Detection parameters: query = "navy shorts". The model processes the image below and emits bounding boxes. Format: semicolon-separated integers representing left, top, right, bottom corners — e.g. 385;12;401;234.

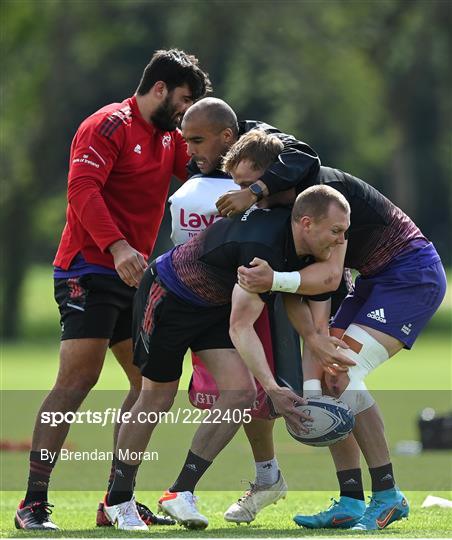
54;273;135;346
331;244;447;348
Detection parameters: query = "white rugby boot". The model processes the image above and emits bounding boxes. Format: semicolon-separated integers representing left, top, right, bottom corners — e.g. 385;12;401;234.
224;471;288;524
158;490;208;529
102;496;148;531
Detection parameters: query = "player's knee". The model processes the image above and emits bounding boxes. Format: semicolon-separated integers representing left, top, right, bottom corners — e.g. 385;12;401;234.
323;372;348;397
325;325;387;414
125;385;141;406
340;380;375;415
221;385;257;409
128;372;142;393
57;340;107;392
153;396;174;413
54;369;100;394
139;387;176;412
241;386;258;408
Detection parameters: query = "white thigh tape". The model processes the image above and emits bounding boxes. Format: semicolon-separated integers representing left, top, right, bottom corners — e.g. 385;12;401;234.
344;324;389;376
338;325;388;414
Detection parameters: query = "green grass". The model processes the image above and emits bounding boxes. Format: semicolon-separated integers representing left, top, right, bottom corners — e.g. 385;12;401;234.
1;266;451;537
2;334;450;391
1;491;452;537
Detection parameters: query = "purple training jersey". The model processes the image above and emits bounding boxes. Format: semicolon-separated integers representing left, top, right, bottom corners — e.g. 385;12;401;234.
318;167;427;276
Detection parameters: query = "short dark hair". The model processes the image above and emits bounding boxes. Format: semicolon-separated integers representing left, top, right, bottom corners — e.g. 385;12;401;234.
292;185;350;222
136;49;212;100
222;130;284;173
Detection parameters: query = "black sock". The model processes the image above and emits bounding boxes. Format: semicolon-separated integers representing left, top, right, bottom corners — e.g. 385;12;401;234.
24;450;57;505
369;463;395;492
107;458;140;506
169;450;212;493
337;468;365;500
107;456;117;492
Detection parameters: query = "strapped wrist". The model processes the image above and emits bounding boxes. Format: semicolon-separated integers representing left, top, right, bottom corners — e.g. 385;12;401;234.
271;271;301;293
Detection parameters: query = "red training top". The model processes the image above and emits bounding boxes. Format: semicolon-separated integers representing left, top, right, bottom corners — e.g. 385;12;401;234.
54;96;189;270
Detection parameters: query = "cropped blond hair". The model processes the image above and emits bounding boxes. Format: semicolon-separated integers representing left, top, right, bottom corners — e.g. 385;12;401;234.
222;130;283;173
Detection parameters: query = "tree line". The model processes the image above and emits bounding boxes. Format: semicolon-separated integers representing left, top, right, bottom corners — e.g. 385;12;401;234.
1;0;450;339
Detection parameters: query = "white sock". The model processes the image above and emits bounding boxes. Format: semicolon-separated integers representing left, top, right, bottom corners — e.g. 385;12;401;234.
255;458;279;486
303;378;322;398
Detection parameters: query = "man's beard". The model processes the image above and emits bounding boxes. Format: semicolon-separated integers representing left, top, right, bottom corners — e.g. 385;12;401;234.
151;95;179;131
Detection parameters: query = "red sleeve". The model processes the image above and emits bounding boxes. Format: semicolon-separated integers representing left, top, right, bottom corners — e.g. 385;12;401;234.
172;129;189;182
67;118;125;252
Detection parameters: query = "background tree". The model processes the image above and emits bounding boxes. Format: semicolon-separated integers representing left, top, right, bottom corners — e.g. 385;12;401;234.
1;0;450;339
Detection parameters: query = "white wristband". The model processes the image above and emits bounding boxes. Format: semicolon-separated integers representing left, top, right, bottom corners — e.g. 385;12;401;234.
303;379;322;398
271;271;301;293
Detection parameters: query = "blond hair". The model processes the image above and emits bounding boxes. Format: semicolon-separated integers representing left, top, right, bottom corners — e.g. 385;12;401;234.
292;185;350;222
222;130;284;173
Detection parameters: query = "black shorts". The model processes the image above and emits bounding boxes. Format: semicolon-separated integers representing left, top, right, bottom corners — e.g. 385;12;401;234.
133;265;233;383
54;273;136;346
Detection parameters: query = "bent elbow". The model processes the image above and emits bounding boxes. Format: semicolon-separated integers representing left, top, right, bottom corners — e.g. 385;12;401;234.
229;321;241;344
330;270;343;291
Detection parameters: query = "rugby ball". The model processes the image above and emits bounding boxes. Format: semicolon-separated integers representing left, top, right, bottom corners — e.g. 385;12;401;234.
286;395;354;447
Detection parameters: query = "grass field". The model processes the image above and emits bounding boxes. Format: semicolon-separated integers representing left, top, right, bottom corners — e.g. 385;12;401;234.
1;266;451;537
2;491;452;538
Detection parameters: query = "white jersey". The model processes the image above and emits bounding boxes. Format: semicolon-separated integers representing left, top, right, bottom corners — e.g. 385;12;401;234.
169;175;239;245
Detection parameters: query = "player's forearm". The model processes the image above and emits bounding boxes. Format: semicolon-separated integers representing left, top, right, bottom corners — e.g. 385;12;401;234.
69;185;125;252
260;135;320;196
298;264;342;295
302;341;324;382
229;325;277;392
284;296;317;343
272;264;342;296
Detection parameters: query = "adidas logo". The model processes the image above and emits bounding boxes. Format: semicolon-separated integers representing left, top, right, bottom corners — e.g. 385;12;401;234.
32;480;49;488
380;473;393;482
367;308;386;323
343;478;358;485
134;144;142;154
185;463;197;472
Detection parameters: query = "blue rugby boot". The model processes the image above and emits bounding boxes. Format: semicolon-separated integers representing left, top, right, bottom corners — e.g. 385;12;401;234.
352;488;409;530
293;496;366;529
